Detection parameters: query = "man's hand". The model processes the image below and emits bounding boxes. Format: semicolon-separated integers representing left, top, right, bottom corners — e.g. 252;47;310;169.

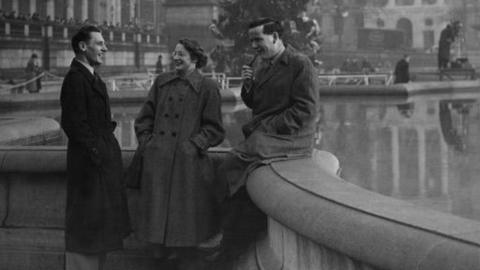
242;65;254;92
241;65;254;81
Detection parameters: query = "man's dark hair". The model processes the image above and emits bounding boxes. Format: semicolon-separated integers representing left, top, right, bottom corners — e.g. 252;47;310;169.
71;25;101;54
31;53;38;58
178;38;208;69
248;18;284;38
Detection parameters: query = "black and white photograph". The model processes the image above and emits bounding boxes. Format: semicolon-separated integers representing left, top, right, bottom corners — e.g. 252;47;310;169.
1;0;480;269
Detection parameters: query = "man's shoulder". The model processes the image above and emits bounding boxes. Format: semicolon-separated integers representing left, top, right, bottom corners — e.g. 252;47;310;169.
63;68;87;83
285;47;312;67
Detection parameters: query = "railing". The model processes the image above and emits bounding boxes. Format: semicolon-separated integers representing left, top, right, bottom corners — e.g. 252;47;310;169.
206;73;393;90
318;73;393;86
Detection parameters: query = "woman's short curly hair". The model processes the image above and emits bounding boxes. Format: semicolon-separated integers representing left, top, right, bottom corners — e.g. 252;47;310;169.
178;38;208;69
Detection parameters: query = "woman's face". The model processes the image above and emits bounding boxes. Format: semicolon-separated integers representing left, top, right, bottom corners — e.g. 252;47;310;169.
172;43;196;73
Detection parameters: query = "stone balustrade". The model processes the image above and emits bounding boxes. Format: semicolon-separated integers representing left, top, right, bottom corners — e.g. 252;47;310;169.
1;147;480;269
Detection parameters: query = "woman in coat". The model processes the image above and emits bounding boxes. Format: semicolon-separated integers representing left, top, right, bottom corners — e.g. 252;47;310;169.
134;39;225;261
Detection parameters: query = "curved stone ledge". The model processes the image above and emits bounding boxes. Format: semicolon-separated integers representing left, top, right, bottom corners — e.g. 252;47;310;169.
319;80;480;96
3;147;480;269
247;158;480;270
2;80;478;109
0;87;238;109
0;117;62;146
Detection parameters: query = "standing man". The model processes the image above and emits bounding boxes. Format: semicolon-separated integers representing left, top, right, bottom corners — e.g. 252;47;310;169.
393;54;410;84
60;25;131;270
438;23;454;70
200;18;319;251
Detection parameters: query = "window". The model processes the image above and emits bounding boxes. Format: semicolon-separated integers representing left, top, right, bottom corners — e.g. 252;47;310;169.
425;18;433;26
422;0;437;4
377;18;385;28
423;30;435;49
372;0;389;7
395;0;414;5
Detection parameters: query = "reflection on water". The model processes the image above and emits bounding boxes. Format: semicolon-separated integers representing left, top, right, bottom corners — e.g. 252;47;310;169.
2;95;480;223
316;95;480;223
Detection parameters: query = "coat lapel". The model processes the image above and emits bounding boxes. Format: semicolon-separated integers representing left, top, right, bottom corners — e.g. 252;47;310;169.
254;47;291;90
70;59;107;100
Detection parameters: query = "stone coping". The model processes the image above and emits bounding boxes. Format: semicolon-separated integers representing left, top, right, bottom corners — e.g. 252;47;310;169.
0;88;238;109
0;117;61;145
247;158;480;270
319;80;480;96
0;146;228;172
2;80;479;109
2;147;480;269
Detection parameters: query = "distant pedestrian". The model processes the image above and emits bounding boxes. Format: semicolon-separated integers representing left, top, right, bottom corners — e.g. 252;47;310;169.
25;53;41;93
438;23;454;69
155;54;163;74
394;54;410;84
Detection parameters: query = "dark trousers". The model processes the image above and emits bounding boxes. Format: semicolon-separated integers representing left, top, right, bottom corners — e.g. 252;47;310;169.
438;57;449;69
217;155;267;245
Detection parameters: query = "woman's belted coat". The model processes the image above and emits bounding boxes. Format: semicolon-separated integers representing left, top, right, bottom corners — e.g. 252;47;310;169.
134;70;225;246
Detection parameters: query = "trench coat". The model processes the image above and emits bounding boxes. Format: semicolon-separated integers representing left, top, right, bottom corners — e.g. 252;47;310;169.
60;59;131;253
134;70;225;246
227;46;319;195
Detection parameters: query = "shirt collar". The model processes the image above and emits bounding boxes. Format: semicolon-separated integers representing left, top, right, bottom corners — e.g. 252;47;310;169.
75;57;95;75
263;44;285;66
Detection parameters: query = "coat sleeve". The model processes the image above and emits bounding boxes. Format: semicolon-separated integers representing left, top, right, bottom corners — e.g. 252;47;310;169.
269;55;319;134
60;73;100;164
134;78;158;144
190;80;225;152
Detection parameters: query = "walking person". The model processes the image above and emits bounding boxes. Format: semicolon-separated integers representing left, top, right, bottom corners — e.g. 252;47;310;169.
200;17;319;255
132;38;225;268
25;53;41;93
60;25;131;270
438;23;454;70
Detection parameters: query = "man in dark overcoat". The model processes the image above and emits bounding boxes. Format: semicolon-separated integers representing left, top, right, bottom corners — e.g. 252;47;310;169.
60;25;131;270
394;54;410;84
438;23;454;70
199;18;319;252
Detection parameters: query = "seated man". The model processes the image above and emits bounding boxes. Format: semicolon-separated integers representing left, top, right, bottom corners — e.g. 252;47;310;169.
201;17;319;254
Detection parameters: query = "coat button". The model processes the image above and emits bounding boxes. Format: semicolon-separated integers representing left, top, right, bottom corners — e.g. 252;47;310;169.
168;97;173;101
179;98;183;102
164;113;169;118
159;131;165;135
175;114;179;119
171;132;176;137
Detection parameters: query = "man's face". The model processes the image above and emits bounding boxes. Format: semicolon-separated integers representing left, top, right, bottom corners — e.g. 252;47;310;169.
248;25;277;59
81;32;107;66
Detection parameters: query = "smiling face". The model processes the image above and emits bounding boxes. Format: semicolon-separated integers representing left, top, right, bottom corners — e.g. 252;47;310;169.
248;25;277;59
172;43;196;73
80;31;107;66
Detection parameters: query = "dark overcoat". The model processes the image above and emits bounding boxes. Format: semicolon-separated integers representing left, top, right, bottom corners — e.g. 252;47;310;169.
438;26;453;62
394;59;409;84
134;70;225;247
60;59;131;253
228;46;319;195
